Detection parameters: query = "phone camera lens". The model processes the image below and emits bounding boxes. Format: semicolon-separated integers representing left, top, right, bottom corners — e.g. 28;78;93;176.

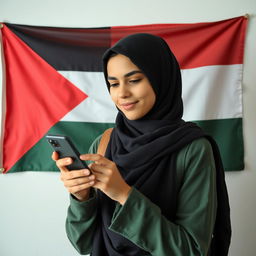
48;139;58;147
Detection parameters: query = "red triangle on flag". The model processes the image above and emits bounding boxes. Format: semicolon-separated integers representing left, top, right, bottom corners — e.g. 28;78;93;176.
1;25;88;173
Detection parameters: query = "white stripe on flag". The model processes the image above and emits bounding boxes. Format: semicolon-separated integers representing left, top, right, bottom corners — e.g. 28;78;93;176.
59;64;243;123
59;71;117;123
182;64;243;121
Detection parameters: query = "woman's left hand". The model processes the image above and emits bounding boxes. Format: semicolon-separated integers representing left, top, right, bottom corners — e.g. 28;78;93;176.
80;154;131;205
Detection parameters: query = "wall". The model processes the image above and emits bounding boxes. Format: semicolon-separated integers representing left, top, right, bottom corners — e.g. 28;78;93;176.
0;0;255;255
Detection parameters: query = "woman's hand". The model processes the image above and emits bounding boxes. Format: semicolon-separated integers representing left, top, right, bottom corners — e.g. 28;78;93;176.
81;154;131;205
52;152;95;202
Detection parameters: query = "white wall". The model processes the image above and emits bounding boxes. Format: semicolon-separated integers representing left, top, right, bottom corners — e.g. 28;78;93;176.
0;1;255;255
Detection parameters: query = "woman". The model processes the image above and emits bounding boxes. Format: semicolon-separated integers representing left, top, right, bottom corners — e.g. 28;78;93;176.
53;33;231;255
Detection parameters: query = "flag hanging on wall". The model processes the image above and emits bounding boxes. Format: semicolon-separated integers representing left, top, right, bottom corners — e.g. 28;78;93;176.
0;16;248;173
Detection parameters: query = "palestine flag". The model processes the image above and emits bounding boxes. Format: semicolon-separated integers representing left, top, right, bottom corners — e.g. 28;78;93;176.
0;16;248;173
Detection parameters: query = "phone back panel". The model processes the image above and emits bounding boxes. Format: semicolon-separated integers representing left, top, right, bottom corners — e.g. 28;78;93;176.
46;135;88;170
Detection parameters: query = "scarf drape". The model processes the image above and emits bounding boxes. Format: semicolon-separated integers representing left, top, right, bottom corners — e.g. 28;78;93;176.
91;33;231;256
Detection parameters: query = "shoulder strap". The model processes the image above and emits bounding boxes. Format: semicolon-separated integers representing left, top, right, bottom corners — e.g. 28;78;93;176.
97;128;113;156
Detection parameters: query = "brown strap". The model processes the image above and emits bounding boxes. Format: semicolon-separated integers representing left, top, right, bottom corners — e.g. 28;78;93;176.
97;128;113;156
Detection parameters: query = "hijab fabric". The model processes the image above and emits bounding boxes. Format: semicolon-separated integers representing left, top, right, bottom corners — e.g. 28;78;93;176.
91;33;231;256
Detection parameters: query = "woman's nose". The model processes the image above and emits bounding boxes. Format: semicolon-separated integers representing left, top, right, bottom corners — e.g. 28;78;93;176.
118;84;131;98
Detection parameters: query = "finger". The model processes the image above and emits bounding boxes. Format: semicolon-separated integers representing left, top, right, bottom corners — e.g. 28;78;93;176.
90;163;113;176
52;151;59;161
81;154;113;166
80;154;105;163
56;158;73;173
92;180;107;192
61;169;91;181
68;182;95;194
92;171;109;183
63;174;95;187
52;152;69;173
56;157;73;170
58;165;69;173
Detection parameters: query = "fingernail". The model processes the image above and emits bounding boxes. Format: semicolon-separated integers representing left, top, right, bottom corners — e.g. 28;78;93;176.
66;159;71;164
84;170;90;175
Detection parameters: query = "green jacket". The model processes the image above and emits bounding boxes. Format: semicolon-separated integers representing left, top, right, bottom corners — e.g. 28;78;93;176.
66;136;217;256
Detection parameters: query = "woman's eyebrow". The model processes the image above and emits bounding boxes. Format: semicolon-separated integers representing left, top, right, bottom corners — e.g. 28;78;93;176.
107;70;143;80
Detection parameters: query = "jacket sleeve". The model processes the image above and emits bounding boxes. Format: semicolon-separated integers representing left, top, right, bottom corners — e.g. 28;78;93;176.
66;193;97;254
65;135;102;255
108;138;217;256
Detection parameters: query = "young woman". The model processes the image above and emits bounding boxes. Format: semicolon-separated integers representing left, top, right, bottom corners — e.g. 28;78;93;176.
53;33;231;256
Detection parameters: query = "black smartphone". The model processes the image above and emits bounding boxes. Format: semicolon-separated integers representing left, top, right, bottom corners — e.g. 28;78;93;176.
46;134;89;171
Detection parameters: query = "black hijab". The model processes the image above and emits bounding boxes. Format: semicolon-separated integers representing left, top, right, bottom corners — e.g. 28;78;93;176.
91;33;231;256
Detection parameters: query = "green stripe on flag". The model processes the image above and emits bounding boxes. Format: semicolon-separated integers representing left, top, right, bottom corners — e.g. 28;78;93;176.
194;118;244;171
8;122;114;173
8;119;243;172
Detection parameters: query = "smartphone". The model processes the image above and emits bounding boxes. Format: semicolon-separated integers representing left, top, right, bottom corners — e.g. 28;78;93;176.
46;134;89;171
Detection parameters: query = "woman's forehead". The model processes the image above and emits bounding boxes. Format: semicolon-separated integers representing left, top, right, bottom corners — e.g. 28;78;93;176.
107;54;141;76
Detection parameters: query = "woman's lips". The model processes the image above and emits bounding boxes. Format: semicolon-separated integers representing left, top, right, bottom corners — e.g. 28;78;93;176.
120;101;138;111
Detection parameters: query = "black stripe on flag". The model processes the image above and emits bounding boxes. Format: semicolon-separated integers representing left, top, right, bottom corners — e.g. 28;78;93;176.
5;23;111;72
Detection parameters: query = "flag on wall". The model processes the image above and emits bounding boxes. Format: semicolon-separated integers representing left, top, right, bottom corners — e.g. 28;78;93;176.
0;16;248;173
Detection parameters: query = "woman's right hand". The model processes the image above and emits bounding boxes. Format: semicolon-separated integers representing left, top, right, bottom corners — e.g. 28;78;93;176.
52;151;95;202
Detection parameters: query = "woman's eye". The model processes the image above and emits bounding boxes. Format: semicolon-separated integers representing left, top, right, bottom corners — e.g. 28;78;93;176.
129;79;141;84
109;83;119;87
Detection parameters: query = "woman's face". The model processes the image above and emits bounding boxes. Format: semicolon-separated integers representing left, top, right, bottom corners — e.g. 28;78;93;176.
107;54;156;120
